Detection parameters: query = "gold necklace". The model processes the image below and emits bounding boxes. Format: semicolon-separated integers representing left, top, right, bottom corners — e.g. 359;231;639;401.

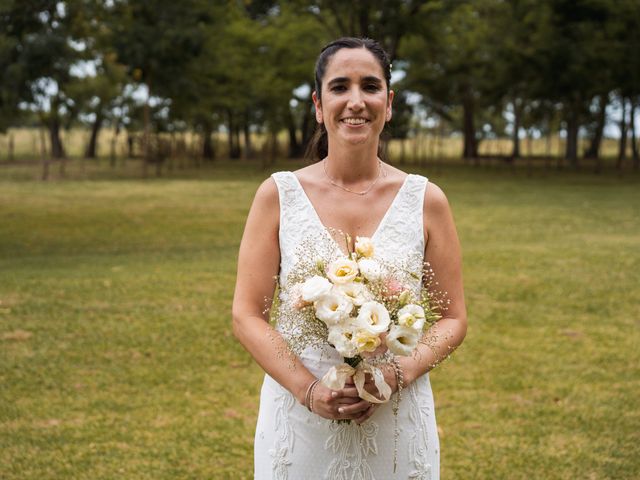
322;159;383;196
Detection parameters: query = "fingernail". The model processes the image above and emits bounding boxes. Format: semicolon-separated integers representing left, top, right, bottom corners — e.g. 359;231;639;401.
338;407;344;414
331;391;338;398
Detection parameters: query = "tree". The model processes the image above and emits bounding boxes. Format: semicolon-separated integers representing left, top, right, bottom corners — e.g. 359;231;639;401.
402;0;501;159
67;52;127;158
107;0;212;172
0;0;92;160
532;0;617;166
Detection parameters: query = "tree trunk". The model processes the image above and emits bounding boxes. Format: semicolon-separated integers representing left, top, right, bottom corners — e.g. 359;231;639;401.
243;110;253;159
143;78;152;177
85;110;103;158
110;125;119;168
269;129;278;165
565;112;579;168
462;92;477;159
227;109;241;159
8;132;14;162
40;128;49;181
227;110;234;158
49;116;66;159
202;123;215;161
301;98;315;154
617;97;628;169
585;96;607;159
286;107;301;158
189;133;200;167
143;105;150;175
234;124;242;159
511;100;521;160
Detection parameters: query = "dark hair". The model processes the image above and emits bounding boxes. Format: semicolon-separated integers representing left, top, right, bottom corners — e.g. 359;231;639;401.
305;37;392;161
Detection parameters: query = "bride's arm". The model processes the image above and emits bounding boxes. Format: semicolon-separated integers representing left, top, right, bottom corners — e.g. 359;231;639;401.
399;182;468;386
232;178;316;405
232;178;370;420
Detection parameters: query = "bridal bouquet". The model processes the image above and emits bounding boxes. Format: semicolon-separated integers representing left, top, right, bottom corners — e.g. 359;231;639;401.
280;235;442;404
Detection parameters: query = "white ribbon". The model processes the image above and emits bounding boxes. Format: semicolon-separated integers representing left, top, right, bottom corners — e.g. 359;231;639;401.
321;362;392;404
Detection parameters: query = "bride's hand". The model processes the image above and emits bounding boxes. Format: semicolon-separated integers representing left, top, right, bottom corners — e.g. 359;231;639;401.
352;368;398;424
359;366;399;398
310;381;372;422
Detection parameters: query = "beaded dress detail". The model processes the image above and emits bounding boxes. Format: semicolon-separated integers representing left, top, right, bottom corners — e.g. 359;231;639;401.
254;171;440;479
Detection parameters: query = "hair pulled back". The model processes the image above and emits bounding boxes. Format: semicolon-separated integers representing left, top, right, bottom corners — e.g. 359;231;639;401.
305;37;392;161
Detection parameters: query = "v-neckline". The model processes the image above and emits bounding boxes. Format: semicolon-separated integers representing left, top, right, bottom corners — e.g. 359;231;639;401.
291;172;411;256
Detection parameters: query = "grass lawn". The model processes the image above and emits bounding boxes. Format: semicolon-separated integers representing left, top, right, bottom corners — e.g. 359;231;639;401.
1;160;639;479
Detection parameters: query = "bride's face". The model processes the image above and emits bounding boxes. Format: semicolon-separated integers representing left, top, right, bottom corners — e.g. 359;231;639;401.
313;48;394;149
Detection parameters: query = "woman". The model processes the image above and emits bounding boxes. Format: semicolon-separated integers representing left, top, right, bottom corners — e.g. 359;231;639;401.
233;38;467;479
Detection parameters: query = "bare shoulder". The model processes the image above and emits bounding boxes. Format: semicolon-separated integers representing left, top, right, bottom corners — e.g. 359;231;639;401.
243;176;280;235
424;181;451;216
422;180;460;251
252;176;279;209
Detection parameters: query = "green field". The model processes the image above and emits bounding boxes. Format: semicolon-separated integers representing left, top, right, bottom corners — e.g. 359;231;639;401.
1;161;639;479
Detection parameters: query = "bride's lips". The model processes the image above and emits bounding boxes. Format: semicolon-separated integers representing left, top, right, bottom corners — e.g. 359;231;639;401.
340;117;370;127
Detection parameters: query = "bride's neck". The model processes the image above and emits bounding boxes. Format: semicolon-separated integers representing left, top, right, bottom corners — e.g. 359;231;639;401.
325;143;380;182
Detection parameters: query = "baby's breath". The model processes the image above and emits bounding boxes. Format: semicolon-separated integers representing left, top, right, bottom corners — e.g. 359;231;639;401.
268;232;449;366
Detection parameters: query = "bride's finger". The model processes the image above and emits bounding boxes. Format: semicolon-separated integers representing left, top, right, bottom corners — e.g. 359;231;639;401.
336;400;371;418
354;404;377;424
331;386;359;400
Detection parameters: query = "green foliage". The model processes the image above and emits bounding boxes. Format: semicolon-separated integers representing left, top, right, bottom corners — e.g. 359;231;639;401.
1;0;640;161
294;0;426;60
107;0;211;95
0;163;639;478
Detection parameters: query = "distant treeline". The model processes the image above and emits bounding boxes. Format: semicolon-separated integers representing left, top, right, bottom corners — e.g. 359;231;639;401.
1;0;639;171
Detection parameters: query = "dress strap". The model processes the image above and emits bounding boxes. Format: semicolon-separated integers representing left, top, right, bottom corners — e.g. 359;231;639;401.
271;171;323;284
406;174;429;237
375;174;428;259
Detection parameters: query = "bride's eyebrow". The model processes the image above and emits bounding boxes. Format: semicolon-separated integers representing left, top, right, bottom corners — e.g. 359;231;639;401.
361;76;382;85
327;76;382;88
327;77;349;88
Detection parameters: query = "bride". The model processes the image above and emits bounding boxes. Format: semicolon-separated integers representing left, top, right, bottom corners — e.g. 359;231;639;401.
232;37;467;479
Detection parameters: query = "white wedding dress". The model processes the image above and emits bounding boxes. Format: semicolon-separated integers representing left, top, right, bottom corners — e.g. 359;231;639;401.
254;171;439;480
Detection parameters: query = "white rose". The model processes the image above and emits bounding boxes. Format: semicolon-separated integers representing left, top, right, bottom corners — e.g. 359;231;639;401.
314;293;353;326
327;325;358;357
353;328;381;354
397;304;426;331
326;258;359;284
334;282;372;307
358;258;383;282
355;236;375;258
356;301;391;334
301;275;332;302
386;325;420;356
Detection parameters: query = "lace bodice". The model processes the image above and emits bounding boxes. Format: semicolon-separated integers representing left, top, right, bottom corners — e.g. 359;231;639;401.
272;171;428;289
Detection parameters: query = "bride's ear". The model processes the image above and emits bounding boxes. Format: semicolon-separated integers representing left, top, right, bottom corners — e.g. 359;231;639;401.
386;90;394;122
312;91;323;124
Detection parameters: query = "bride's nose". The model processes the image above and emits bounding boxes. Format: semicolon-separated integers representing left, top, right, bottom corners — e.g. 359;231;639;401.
347;87;365;111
